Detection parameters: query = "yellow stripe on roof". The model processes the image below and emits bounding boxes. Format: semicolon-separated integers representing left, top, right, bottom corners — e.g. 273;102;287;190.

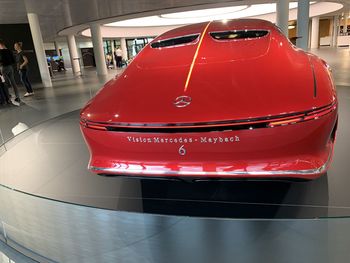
184;21;212;92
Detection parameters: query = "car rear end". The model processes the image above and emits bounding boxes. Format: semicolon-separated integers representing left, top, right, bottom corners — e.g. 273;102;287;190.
80;19;338;180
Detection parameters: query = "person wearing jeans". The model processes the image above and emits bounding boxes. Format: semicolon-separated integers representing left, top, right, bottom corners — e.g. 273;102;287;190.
14;42;33;97
0;39;20;102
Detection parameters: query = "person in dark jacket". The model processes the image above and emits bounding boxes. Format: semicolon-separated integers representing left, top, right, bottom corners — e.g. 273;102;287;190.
0;39;20;103
14;42;34;97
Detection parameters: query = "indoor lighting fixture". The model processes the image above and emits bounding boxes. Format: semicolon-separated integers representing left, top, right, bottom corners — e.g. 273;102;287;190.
160;6;249;19
107;3;297;27
104;2;340;28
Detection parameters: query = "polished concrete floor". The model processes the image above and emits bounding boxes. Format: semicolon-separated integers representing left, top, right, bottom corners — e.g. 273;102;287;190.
0;68;117;143
310;47;350;86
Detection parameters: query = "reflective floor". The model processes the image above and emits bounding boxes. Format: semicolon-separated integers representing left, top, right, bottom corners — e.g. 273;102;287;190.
0;47;350;219
0;68;116;143
0;105;346;219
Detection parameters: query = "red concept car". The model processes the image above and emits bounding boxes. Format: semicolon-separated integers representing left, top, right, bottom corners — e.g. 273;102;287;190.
80;19;338;180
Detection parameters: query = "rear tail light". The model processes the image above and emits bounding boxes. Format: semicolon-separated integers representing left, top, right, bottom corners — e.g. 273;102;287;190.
80;102;337;132
86;124;107;131
268;117;303;128
80;120;107;131
268;102;336;128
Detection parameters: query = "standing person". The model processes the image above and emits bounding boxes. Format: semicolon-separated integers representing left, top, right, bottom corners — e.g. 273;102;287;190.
0;39;20;103
0;72;10;105
105;53;112;69
14;42;34;97
115;47;123;68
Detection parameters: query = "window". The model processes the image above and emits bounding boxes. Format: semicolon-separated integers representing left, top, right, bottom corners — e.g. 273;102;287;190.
126;37;155;59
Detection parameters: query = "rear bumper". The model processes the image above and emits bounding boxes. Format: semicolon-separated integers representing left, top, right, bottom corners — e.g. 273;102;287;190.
81;110;337;180
89;152;332;179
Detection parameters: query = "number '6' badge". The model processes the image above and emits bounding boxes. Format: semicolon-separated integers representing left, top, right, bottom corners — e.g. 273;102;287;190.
178;145;186;156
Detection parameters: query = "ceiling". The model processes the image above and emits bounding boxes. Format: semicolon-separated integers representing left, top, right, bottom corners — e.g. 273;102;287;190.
0;0;349;42
104;2;342;27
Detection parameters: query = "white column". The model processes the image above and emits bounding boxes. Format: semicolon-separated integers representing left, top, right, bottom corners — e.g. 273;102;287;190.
310;16;320;48
67;35;81;75
27;13;52;87
90;23;107;76
276;0;290;36
332;16;338;47
54;41;60;56
296;0;310;50
120;38;128;60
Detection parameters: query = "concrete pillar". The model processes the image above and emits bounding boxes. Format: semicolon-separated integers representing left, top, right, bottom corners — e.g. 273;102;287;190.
310;16;320;48
67;35;81;75
296;0;310;50
54;41;60;56
120;38;128;60
90;23;107;75
276;0;290;36
332;16;339;47
26;13;52;87
62;0;73;27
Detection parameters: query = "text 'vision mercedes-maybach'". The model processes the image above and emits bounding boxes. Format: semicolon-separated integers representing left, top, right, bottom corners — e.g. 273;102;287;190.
80;19;338;180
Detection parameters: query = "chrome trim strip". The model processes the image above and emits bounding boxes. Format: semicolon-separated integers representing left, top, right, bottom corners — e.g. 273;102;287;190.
89;151;331;177
84;101;337;129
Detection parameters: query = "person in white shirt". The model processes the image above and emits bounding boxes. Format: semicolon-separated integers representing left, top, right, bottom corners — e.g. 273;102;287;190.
114;47;123;68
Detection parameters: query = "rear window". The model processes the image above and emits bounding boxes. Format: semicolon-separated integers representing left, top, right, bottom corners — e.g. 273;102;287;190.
151;34;199;48
210;30;269;40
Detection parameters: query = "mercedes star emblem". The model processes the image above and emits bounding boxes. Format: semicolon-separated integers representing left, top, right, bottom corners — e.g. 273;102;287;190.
174;96;192;108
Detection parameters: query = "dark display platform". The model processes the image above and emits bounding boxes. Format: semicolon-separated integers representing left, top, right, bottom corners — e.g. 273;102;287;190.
1;108;350;219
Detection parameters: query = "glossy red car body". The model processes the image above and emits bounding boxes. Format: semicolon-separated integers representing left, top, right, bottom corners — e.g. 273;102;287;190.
80;19;338;180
